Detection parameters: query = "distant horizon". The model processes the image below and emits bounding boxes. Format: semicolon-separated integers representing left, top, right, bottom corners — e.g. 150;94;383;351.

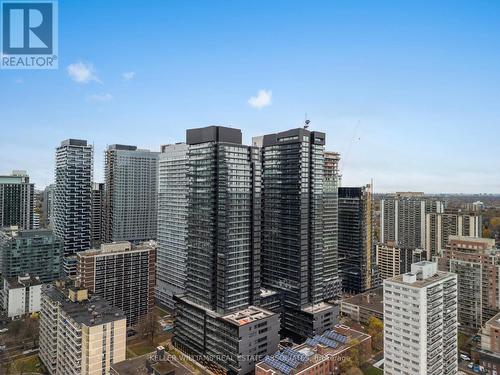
2;1;500;193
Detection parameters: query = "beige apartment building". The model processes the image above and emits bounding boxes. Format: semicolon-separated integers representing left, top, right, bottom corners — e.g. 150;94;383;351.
39;282;126;375
436;236;500;333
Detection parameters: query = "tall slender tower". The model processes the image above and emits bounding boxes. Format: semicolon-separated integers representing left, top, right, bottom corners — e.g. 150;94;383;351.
256;128;338;340
156;143;189;309
323;151;342;299
338;185;375;294
53;139;93;276
103;145;159;243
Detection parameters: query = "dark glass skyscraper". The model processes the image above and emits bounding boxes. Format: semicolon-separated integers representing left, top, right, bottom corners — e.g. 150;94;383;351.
174;126;279;375
256;128;338;340
338;185;376;294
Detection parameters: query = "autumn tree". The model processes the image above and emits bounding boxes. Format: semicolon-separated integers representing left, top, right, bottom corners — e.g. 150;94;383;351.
366;316;384;351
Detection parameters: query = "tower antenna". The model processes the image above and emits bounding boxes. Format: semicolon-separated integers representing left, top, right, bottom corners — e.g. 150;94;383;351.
304;113;310;129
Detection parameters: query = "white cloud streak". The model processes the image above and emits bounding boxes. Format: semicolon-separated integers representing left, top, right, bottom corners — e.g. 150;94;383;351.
67;62;101;84
248;89;272;109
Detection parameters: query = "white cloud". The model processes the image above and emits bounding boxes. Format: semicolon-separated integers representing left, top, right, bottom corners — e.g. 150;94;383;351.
122;71;136;81
87;93;113;102
248;89;272;109
67;62;101;84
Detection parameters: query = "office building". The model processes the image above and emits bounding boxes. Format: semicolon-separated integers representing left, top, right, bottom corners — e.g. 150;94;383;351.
91;182;104;246
1;275;41;318
53;139;93;276
174;126;279;374
42;184;55;228
338;185;376;294
0;227;62;283
425;212;482;257
376;241;415;280
255;325;372;375
77;241;156;326
323;151;342;299
380;193;444;252
0;170;34;229
436;236;500;333
39;283;126;375
103;145;159;243
384;261;458;375
340;287;384;324
256;128;338;339
156;143;188;309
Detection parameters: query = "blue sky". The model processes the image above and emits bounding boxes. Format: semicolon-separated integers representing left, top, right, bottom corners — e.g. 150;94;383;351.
1;0;499;193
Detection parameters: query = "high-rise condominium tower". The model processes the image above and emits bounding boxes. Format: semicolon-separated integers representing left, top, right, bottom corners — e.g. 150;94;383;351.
338;185;376;293
174;126;279;375
77;242;156;326
384;261;458;375
42;184;54;228
156;143;188;309
53;139;93;276
436;236;500;333
323;151;342;299
0;170;34;229
90;182;104;246
425;211;482;257
380;193;444;252
103;145;159;243
256;128;338;340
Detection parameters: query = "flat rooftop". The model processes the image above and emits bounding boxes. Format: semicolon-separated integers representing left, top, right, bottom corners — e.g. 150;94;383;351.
0;227;55;239
44;284;125;327
222;305;276;326
78;241;154;257
256;325;370;375
387;270;455;288
301;301;337;314
341;287;383;314
5;275;41;288
111;357;149;375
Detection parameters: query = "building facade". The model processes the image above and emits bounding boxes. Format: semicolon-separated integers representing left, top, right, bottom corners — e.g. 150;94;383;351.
0;170;34;229
380;193;444;252
425;212;482;257
478;311;500;375
77;242;156;326
173;126;279;375
436;236;500;333
39;283;126;375
53;139;93;276
256;128;338;339
384;261;458;375
340;287;384;324
376;241;415;280
103;145;159;243
323;151;342;300
156;143;188;309
42;184;55;228
0;227;62;283
338;185;376;294
1;275;41;318
91;182;104;246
